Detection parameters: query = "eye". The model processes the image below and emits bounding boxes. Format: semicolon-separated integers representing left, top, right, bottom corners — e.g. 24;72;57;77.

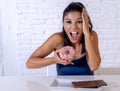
66;20;72;24
77;20;83;23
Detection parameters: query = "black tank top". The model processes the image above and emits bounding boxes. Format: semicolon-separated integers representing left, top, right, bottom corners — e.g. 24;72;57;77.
56;54;94;75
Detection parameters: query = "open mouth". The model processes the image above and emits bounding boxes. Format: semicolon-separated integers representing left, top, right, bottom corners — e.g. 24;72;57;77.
70;31;79;39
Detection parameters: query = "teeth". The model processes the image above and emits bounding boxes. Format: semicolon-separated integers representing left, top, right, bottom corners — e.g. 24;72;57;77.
70;31;78;38
71;32;77;34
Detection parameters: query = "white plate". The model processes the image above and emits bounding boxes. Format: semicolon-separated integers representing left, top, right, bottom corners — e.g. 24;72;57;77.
50;78;103;91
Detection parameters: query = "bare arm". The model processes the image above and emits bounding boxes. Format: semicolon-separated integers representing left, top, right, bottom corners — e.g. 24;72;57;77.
85;31;101;71
26;33;63;68
26;32;72;68
82;8;101;71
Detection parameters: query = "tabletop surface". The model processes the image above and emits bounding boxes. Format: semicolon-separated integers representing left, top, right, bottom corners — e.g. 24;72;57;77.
0;75;120;91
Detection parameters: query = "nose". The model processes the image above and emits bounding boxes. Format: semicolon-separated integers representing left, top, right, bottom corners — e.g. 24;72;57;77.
71;23;77;29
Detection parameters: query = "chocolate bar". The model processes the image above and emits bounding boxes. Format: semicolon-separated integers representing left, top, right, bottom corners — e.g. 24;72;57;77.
72;80;107;88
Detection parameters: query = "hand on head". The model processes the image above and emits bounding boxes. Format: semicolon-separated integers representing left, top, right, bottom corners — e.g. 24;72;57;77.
82;8;91;35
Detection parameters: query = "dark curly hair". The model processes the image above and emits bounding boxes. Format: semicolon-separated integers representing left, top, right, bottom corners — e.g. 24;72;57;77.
62;2;93;53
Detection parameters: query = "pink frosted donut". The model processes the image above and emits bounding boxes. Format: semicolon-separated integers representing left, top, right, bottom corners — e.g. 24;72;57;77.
59;46;75;60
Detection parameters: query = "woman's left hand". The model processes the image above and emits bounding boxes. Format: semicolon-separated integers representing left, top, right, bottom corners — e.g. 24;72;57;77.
82;8;91;36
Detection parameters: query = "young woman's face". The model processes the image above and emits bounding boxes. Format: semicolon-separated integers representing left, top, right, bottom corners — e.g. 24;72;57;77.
63;11;83;44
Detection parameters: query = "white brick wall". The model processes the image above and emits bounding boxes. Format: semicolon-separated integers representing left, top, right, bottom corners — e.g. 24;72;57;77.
0;8;3;75
1;0;120;76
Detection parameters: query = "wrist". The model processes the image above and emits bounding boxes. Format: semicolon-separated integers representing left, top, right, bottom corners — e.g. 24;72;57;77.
84;32;91;38
83;29;91;36
51;56;58;64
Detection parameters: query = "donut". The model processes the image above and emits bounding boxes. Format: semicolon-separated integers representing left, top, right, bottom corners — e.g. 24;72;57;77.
59;46;75;60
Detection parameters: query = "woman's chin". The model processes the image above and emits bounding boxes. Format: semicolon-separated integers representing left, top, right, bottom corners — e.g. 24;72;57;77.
69;36;81;44
70;40;79;44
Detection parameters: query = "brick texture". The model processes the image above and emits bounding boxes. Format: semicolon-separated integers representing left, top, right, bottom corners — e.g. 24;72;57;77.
1;0;120;76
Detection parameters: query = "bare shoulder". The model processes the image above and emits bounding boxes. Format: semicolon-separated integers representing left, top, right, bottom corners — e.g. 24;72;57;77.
91;30;98;37
51;32;63;40
91;30;98;40
91;30;99;44
50;32;63;43
46;32;64;49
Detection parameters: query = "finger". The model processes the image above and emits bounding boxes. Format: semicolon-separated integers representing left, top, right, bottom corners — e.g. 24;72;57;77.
82;8;88;18
67;60;74;65
58;60;68;65
58;58;72;65
82;8;89;24
82;8;90;34
69;62;74;65
55;49;61;57
55;49;60;53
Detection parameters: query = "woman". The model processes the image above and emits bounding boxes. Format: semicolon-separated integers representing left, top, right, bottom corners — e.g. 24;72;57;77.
26;2;101;75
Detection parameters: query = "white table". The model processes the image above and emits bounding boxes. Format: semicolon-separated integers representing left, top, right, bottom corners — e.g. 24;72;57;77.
0;75;120;91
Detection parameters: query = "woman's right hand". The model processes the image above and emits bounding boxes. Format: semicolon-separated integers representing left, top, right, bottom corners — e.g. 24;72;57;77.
54;50;74;65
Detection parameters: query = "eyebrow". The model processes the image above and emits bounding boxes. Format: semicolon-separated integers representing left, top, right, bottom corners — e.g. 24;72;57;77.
77;18;82;20
65;19;71;21
65;18;82;21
